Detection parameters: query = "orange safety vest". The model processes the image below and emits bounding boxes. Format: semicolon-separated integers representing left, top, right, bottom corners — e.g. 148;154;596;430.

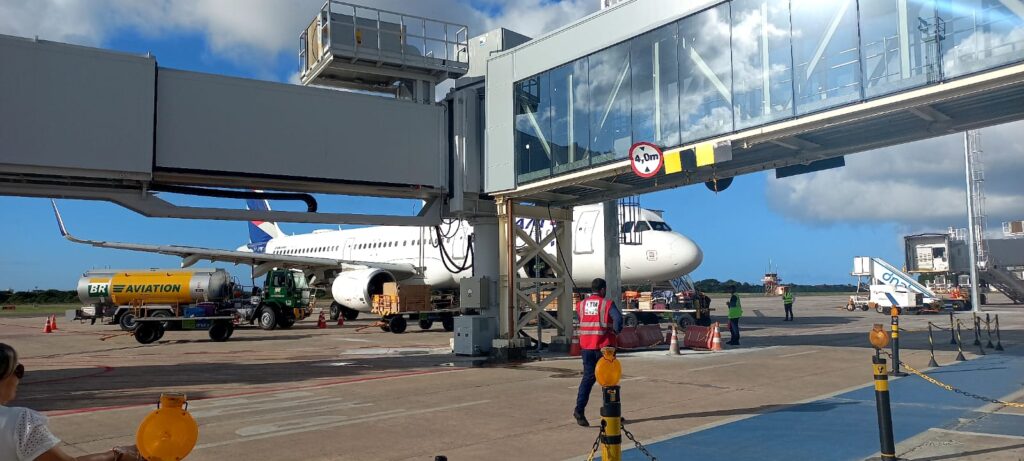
576;294;616;350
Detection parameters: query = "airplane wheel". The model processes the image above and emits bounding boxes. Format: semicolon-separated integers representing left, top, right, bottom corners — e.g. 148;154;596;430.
419;319;433;330
343;308;359;321
388;316;407;334
329;303;341;321
134;323;160;344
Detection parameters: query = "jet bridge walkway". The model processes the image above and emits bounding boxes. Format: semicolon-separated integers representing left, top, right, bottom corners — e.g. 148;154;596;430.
0;27;458;225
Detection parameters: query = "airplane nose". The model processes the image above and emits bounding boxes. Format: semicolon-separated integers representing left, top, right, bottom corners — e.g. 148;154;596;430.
670;235;703;274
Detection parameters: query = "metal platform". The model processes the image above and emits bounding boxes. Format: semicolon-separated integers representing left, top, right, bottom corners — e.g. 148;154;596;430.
299;1;469;99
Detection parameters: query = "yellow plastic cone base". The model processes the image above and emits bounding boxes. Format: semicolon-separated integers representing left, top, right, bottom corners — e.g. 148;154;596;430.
137;394;199;461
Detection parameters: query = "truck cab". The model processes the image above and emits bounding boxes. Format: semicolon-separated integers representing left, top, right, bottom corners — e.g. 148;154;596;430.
244;269;315;330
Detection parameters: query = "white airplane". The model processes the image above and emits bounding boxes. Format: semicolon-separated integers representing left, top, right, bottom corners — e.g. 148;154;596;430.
52;200;702;321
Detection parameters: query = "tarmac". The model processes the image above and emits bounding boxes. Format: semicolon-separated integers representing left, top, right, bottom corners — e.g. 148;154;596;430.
1;293;1022;460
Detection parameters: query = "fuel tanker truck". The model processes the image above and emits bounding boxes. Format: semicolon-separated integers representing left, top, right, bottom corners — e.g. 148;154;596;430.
74;268;315;332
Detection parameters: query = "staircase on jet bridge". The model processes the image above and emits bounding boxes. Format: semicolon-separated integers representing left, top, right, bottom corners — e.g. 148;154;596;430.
980;266;1024;304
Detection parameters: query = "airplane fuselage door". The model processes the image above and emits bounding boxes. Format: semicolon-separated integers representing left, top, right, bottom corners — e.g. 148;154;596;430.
574;210;599;254
342;238;354;259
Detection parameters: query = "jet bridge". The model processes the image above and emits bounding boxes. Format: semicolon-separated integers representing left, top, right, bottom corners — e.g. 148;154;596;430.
0;2;469;226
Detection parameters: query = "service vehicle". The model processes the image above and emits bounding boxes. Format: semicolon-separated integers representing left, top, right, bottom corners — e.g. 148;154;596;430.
72;268;315;332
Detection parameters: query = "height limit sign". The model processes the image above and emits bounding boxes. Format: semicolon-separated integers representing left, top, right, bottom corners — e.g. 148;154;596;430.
629;142;663;179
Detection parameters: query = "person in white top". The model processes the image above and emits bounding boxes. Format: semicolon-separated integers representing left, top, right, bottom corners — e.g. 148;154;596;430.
0;343;141;461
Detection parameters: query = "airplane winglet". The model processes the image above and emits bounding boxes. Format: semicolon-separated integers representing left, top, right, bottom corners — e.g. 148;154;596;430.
51;199;70;237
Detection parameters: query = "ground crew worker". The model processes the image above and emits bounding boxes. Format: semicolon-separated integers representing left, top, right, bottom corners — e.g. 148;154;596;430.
573;278;623;427
727;285;742;345
782;287;795;321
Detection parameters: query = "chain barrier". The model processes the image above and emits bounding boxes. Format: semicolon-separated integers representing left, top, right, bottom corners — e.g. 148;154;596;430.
882;351;1024;408
586;423;605;461
621;422;658;461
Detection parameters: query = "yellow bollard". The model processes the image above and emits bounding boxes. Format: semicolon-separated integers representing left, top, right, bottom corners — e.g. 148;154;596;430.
595;346;622;461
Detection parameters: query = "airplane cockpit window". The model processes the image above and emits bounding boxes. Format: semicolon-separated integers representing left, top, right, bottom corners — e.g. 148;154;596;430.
648;221;672;231
634;222;650;232
621;222;634;233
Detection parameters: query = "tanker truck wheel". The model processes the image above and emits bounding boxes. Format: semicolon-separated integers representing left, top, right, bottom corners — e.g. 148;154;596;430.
259;307;278;331
209;320;233;342
134;323;160;344
119;312;138;331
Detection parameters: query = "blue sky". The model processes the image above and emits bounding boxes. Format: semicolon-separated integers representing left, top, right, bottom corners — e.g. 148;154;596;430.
2;0;1021;290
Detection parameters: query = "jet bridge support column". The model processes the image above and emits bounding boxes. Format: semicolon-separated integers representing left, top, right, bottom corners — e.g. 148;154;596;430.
470;216;500;315
494;199;574;360
603;200;622;306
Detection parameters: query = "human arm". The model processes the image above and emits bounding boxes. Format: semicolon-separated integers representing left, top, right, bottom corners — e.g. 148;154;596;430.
609;302;623;334
35;445;141;461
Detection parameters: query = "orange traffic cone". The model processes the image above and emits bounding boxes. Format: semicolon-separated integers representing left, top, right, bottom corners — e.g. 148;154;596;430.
569;331;581;357
317;311;327;329
667;325;681;355
336;314;345;327
49;314;58;331
710;322;723;352
42;316;53;334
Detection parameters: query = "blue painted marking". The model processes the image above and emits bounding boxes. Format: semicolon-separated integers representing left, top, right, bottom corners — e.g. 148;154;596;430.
616;353;1024;461
885;292;899;307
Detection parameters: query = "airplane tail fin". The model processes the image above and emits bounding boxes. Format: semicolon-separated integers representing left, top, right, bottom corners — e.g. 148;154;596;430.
246;198;283;250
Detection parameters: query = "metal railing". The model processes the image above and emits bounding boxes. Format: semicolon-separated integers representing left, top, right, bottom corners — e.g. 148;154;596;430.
299;0;469;77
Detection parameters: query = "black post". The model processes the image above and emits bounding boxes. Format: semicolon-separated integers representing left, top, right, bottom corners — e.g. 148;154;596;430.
927;323;939;368
890;308;906;377
949;312;957;345
954;321;967;361
873;354;898;461
974;317;986;356
985;313;994;349
995;315;1004;351
973;314;981;346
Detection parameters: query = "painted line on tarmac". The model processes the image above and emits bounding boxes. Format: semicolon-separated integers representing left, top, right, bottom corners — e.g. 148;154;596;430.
779;350;818;358
930;427;1024;441
45;368;465;418
688;362;746;372
194;400;490;450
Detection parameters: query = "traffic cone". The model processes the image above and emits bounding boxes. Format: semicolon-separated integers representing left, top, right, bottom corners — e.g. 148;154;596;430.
49;314;58;331
317;311;327;329
336;314;345;327
710;322;723;352
569;331;581;357
667;325;681;355
42;316;53;334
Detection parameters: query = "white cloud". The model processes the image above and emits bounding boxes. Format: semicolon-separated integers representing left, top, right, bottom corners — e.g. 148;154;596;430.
766;120;1024;230
0;1;596;79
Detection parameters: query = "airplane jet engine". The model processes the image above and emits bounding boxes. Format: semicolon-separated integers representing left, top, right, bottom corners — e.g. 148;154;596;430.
331;268;396;312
